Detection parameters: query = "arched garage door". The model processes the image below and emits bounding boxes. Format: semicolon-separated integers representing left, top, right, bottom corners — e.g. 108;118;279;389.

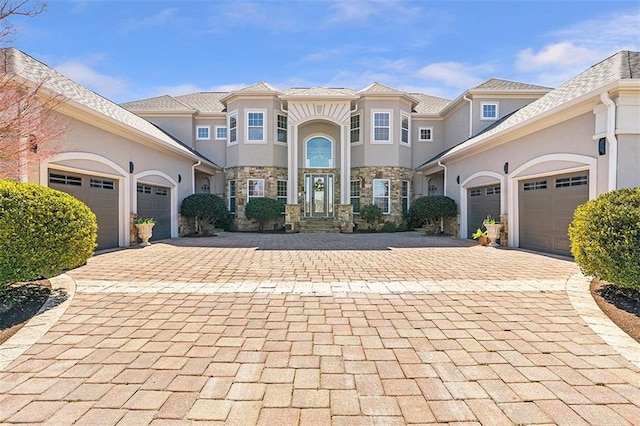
136;184;171;241
518;172;589;256
48;170;119;250
466;184;500;239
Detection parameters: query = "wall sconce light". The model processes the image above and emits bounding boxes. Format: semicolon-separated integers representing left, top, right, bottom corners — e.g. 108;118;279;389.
129;161;134;174
598;137;606;156
178;174;182;183
456;175;460;184
503;162;509;174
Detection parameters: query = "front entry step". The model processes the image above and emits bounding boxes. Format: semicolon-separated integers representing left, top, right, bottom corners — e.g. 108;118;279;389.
301;218;340;233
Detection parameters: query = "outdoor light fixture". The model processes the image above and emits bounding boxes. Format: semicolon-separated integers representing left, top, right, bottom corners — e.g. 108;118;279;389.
598;138;606;155
504;162;509;174
129;161;134;173
456;175;460;184
178;174;182;183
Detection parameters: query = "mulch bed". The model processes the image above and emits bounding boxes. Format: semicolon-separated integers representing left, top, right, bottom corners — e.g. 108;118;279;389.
590;278;640;342
0;280;51;345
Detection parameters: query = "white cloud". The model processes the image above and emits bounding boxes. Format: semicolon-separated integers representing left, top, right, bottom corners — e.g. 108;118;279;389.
55;58;129;100
325;0;422;26
123;8;179;32
516;42;601;72
415;61;493;89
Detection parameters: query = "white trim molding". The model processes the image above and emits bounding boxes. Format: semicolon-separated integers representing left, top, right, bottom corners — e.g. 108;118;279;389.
133;170;179;238
195;125;211;140
246;109;267;144
40;151;130;247
371;109;393;144
507;153;597;248
480;102;499;120
460;171;506;239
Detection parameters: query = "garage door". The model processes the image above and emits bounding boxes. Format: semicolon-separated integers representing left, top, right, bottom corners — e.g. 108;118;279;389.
48;170;119;250
519;172;589;256
467;184;500;238
137;184;171;241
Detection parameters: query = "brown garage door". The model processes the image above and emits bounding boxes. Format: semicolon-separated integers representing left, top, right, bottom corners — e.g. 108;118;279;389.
48;170;119;250
467;184;500;239
137;184;171;241
518;172;589;256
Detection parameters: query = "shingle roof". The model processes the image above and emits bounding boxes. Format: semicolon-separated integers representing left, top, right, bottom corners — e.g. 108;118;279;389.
174;93;226;114
2;48;219;168
471;78;552;91
234;81;281;93
410;93;452;114
358;82;407;95
121;95;194;112
282;87;357;97
446;50;639;158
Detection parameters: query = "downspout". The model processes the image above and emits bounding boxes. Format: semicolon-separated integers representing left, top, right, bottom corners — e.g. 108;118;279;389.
437;160;447;233
600;92;618;191
463;95;473;138
191;160;201;194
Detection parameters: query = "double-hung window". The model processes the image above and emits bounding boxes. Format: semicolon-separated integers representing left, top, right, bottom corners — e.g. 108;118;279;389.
401;114;410;144
277;180;287;213
215;126;227;140
276;114;287;144
373;179;390;214
481;102;498;120
372;111;391;143
247;111;265;142
418;127;433;142
196;125;210;140
228;112;238;144
350;114;360;144
247;179;265;201
401;180;410;214
228;180;236;214
350;180;360;214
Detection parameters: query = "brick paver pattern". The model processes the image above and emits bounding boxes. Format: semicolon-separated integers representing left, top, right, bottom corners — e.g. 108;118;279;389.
1;233;639;425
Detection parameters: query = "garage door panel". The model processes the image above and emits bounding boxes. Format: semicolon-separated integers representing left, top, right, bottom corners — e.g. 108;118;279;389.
466;184;500;238
519;172;588;256
137;184;171;241
48;171;119;250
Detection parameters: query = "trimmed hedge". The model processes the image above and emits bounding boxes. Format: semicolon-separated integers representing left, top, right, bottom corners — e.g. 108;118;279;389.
244;197;281;231
569;187;640;291
407;195;458;227
0;180;97;285
180;193;232;231
360;204;383;229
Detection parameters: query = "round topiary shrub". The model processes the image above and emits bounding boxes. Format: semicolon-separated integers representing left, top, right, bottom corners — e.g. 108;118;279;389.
569;187;640;291
408;195;458;228
360;204;383;230
180;193;230;233
0;179;97;285
244;197;282;231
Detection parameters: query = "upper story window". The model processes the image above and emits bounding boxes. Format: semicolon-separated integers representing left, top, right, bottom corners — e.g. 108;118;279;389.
418;127;433;142
372;111;391;143
350;114;361;144
247;111;265;142
481;102;499;120
306;136;333;168
196;125;210;140
276;114;288;144
215;126;227;140
228;111;238;144
401;114;410;144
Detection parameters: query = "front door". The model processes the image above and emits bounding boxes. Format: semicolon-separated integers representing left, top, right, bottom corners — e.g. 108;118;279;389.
305;174;334;217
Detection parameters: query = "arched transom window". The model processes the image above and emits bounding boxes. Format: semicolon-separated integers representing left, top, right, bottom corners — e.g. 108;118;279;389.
305;137;333;168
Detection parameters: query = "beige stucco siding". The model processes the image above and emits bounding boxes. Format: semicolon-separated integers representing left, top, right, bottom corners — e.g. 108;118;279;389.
471;97;537;137
194;117;227;167
142;115;194;148
443;103;471;149
618;134;640;187
411;119;444;169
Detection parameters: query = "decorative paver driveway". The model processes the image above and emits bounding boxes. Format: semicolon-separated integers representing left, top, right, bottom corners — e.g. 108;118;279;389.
1;232;639;425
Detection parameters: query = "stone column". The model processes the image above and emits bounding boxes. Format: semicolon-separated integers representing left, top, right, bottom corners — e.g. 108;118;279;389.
285;204;301;232
338;204;354;233
499;214;509;246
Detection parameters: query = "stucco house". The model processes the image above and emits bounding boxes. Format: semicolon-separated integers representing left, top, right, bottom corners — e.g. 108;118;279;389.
4;48;639;256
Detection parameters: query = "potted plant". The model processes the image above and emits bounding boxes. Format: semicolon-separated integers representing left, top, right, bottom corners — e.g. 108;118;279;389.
134;217;155;246
482;215;502;248
471;228;490;246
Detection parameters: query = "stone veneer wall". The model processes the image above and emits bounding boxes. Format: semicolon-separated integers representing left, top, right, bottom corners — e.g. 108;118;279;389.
226;167;288;231
350;166;414;229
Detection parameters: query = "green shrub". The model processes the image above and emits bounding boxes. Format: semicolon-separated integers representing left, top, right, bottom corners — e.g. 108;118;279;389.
360;204;383;229
408;195;458;227
569;188;640;291
0;180;97;285
244;197;282;231
180;194;229;232
381;220;398;233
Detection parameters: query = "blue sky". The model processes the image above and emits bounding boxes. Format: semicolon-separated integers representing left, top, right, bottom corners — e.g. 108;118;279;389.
12;0;640;103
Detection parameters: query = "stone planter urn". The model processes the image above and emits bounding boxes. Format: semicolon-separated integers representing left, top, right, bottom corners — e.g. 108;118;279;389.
135;222;155;246
484;223;502;248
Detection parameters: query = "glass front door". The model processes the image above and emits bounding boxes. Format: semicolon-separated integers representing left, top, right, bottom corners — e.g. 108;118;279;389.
304;174;334;217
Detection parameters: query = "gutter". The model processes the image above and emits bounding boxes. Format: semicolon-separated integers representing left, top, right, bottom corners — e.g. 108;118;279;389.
463;95;472;138
600;92;618;191
437;160;447;195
